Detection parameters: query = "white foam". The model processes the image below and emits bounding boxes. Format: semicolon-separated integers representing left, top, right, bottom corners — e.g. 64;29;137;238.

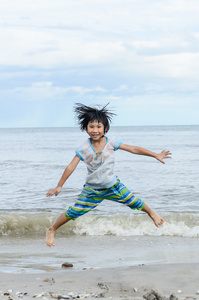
0;212;199;237
72;213;199;237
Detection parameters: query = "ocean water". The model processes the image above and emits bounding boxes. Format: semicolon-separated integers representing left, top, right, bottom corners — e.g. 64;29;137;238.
0;125;199;272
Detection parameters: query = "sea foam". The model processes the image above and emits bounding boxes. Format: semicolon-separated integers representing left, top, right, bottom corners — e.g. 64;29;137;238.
0;212;198;238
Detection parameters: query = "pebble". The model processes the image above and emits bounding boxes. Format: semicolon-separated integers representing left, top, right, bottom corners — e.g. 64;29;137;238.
33;292;48;298
83;294;90;298
59;295;71;299
43;277;55;283
170;293;178;300
49;293;57;299
62;262;73;268
144;289;167;300
97;282;109;291
43;278;51;282
15;291;24;297
49;293;71;299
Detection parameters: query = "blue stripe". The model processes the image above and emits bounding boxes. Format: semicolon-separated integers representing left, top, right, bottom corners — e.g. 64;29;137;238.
114;141;122;151
75;150;83;161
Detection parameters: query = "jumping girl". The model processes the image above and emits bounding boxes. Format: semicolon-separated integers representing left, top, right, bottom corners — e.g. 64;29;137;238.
46;103;171;247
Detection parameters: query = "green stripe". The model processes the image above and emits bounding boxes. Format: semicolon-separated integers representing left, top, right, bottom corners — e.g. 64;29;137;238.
83;186;108;194
70;206;91;212
76;200;99;207
79;195;103;201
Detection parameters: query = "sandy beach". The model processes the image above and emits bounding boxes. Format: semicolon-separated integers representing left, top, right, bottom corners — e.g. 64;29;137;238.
1;236;199;299
1;263;199;299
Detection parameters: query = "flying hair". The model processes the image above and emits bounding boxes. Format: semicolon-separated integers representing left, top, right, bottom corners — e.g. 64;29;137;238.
74;103;116;133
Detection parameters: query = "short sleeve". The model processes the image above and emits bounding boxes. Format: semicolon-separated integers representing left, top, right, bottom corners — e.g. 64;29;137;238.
75;145;84;161
113;137;122;151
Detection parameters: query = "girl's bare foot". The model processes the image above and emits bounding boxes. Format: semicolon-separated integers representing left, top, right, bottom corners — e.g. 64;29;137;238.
46;227;56;247
141;204;164;227
149;211;164;227
45;212;69;247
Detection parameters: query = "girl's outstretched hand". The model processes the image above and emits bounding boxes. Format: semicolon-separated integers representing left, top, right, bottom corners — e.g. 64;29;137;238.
46;186;62;197
156;150;172;164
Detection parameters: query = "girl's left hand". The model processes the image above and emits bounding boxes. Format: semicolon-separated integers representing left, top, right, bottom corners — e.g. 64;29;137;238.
156;150;172;164
46;186;62;197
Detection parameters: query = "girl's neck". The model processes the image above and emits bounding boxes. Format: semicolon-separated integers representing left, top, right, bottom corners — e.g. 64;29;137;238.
90;135;107;151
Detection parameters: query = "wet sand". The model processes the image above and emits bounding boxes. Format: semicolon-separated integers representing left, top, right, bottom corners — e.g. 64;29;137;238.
1;235;199;273
1;263;199;299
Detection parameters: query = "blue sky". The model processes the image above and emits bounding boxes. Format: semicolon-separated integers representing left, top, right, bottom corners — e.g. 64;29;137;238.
1;0;199;128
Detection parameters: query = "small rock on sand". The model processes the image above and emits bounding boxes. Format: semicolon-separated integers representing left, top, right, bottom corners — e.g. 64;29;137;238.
170;293;178;300
62;262;73;268
144;289;167;300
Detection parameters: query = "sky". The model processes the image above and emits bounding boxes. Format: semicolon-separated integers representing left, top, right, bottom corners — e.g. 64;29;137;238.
0;0;199;128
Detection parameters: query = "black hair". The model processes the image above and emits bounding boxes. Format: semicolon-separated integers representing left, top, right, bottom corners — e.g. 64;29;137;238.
74;103;116;133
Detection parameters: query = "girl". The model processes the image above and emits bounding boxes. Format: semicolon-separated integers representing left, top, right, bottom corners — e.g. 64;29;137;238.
46;103;171;247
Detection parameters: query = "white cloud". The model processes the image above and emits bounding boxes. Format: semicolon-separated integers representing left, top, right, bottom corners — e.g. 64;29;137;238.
0;0;199;127
0;82;107;102
0;27;125;68
144;52;199;78
32;82;53;88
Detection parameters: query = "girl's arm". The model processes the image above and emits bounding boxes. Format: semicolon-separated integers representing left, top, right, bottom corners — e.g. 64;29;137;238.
118;144;172;164
46;155;81;197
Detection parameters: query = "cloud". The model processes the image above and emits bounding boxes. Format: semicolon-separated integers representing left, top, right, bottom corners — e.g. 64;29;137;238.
0;27;125;68
0;0;199;127
0;82;107;103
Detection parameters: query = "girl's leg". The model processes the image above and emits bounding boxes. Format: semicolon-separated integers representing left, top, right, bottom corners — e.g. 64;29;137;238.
106;180;164;228
46;186;104;247
141;203;164;227
46;212;70;247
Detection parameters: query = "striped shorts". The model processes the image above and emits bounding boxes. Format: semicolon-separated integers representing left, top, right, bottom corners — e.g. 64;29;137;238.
65;178;145;220
66;178;145;220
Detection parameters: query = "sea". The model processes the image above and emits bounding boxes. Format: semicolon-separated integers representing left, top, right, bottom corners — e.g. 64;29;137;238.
0;125;199;273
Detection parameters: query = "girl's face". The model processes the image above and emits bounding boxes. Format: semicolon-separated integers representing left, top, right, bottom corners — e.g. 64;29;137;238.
87;120;105;141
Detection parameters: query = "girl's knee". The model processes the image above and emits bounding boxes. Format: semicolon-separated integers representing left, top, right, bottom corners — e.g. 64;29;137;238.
128;198;145;210
65;206;91;220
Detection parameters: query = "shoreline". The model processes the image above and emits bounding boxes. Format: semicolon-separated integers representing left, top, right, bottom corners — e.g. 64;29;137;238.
1;235;199;274
1;263;199;299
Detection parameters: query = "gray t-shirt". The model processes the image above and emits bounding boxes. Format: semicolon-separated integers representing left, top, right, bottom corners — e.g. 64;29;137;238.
75;136;122;189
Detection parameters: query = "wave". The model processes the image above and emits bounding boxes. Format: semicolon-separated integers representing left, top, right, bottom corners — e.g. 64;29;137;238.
0;212;199;238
